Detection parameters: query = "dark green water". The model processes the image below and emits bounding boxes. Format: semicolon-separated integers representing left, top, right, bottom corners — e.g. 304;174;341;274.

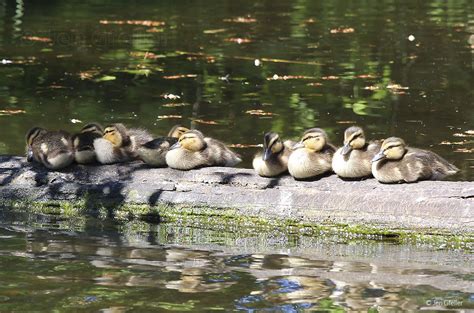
0;210;473;312
0;0;472;179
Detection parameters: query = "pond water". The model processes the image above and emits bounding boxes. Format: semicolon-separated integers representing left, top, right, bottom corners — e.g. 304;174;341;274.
0;0;472;180
0;210;472;312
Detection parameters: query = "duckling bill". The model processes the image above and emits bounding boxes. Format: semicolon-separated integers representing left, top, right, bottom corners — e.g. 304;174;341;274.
252;132;295;177
371;137;459;183
165;129;241;170
26;127;74;170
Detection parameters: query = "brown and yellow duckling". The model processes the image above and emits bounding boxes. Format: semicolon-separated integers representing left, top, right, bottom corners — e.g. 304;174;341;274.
93;123;153;164
288;128;336;180
72;123;103;164
26;127;74;170
332;126;381;178
252;132;295;177
165;129;242;170
371;137;459;183
137;125;190;167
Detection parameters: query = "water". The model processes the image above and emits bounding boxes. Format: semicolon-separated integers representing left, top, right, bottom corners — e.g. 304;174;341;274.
0;210;472;312
0;0;472;180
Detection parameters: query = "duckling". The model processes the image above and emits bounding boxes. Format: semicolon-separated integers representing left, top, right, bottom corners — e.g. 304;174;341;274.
72;123;103;164
252;132;295;177
25;127;74;170
165;129;242;170
332;126;381;178
371;137;459;183
137;125;190;167
93;123;153;164
287;128;336;180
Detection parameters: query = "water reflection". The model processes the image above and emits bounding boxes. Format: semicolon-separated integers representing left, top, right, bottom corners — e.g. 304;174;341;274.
0;212;472;311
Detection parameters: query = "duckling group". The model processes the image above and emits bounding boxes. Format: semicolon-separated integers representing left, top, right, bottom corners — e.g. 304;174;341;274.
25;123;459;184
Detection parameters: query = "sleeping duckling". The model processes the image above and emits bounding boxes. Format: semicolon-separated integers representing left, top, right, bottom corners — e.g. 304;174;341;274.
332;126;381;178
252;132;295;177
94;123;153;164
288;128;336;180
137;125;190;167
26;127;74;170
371;137;459;183
72;123;103;164
165;129;242;170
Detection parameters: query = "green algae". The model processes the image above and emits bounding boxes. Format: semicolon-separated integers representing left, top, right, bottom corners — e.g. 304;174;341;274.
1;199;472;250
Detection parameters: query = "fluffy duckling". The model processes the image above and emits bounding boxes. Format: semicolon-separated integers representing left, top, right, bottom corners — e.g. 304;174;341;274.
165;129;241;170
94;123;153;164
371;137;459;183
26;127;74;170
288;128;336;180
332;126;381;178
72;123;103;164
137;125;190;167
252;132;295;177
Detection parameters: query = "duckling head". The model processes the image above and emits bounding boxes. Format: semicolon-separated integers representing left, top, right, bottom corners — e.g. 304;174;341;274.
372;137;406;162
81;123;103;135
168;125;190;138
262;132;283;161
170;130;206;151
26;127;47;146
103;123;131;147
293;128;328;152
342;126;366;155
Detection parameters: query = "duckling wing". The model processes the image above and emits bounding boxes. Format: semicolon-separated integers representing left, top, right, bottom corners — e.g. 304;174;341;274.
129;128;154;146
204;138;242;167
404;148;458;181
141;137;177;149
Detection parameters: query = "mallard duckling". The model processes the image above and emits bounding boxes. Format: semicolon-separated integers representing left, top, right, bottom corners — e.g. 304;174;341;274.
165;129;241;170
72;123;103;164
93;123;153;164
25;127;74;170
252;132;295;177
288;128;336;180
137;125;190;167
371;137;459;183
332;126;381;178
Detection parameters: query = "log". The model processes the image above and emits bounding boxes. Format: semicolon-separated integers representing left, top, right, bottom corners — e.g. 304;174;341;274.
0;156;472;234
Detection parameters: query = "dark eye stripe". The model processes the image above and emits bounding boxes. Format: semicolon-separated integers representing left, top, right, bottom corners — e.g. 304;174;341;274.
383;144;401;151
303;135;318;142
349;133;361;143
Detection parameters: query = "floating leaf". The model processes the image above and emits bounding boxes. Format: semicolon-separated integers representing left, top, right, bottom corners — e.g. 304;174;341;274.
268;74;316;81
1;59;13;65
22;36;52;43
439;141;465;145
203;29;227;34
70;119;82;124
330;27;355;34
228;143;262;148
146;28;164;33
115;68;152;76
245;109;276;116
454;148;473;153
465;130;474;135
364;86;379;90
357;74;377;79
336;120;356;124
387;83;409;90
163;74;198;80
0;109;26;116
225;38;253;44
99;20;165;27
158;115;182;119
161;93;181;100
223;17;257;23
321;75;339;80
307;82;323;86
79;69;100;80
192;119;219;125
129;51;164;59
162;103;190;107
56;54;73;59
94;75;116;82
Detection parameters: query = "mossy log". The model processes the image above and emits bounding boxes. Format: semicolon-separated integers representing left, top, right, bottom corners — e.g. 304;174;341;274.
0;156;472;234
